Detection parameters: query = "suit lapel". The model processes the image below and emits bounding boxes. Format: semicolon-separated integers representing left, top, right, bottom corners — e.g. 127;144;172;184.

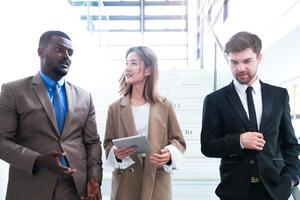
61;82;75;139
32;73;59;136
120;96;136;137
259;82;273;131
225;82;250;129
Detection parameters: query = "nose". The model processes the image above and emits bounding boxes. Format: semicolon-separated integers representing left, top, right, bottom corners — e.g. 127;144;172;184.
63;51;70;58
125;63;131;71
236;63;246;71
62;51;71;63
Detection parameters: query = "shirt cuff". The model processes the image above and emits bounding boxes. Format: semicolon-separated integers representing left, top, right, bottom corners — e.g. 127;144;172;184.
240;135;245;149
163;144;184;173
105;145;135;169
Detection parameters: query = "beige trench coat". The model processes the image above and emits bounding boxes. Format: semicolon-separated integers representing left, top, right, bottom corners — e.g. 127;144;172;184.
104;95;186;200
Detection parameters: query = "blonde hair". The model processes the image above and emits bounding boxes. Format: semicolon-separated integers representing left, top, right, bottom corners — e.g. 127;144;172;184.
119;46;159;104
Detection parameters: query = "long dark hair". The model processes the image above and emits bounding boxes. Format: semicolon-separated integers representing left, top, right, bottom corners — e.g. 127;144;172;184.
119;46;159;104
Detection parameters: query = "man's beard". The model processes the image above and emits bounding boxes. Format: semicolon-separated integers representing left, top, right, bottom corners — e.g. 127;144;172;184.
46;60;69;77
236;73;256;85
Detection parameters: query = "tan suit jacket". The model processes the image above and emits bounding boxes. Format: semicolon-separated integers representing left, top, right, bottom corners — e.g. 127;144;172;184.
104;95;186;200
0;74;102;200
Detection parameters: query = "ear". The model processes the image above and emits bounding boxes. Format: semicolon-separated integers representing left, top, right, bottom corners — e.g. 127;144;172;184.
145;67;151;76
37;47;44;57
257;53;262;64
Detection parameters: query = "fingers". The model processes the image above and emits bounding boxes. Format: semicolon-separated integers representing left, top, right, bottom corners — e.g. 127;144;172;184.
114;147;136;160
150;149;171;167
150;155;169;166
255;132;264;139
51;151;65;158
240;132;266;150
81;181;101;200
160;148;169;154
62;167;77;176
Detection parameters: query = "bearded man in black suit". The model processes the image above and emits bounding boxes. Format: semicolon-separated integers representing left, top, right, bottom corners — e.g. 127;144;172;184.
201;31;300;200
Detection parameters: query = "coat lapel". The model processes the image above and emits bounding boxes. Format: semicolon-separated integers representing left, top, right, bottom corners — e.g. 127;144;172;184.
120;96;136;137
259;82;273;131
32;73;59;136
141;97;166;200
147;98;166;153
225;82;250;129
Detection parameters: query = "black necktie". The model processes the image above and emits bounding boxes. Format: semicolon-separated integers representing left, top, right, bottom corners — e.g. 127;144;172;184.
246;86;258;132
246;86;260;181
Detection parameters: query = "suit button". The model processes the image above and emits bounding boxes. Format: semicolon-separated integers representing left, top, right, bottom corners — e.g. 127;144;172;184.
250;160;255;164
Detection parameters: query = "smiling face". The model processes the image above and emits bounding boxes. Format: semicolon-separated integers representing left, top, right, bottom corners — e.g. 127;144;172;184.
124;51;150;86
38;35;73;81
228;48;261;86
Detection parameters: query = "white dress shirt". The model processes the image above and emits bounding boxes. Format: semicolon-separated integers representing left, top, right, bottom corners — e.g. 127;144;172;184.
233;78;263;149
233;78;263;129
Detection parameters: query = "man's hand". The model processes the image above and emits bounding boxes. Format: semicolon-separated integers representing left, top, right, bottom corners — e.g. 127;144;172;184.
81;179;102;200
240;132;265;150
35;151;76;176
114;147;136;160
150;148;171;167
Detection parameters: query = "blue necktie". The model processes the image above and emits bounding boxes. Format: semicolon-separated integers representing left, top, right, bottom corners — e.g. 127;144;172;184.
52;83;69;167
53;83;65;134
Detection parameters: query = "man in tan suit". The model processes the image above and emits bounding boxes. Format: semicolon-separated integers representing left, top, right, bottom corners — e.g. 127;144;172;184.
0;30;102;200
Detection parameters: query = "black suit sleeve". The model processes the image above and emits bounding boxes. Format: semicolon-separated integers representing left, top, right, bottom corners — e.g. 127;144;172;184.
201;95;243;158
279;89;300;183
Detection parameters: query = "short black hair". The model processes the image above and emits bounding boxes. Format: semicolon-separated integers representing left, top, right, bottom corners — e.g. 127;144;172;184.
38;30;71;48
224;31;262;55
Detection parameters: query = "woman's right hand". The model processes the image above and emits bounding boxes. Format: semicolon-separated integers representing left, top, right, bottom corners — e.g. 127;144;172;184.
114;147;136;160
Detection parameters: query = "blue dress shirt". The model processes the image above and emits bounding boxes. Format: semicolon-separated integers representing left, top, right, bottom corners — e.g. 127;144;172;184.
39;72;68;117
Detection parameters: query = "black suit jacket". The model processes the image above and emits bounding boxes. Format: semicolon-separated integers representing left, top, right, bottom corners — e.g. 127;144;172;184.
201;81;300;200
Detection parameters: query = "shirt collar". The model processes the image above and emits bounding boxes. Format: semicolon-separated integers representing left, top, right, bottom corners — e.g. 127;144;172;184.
233;77;261;95
39;71;65;89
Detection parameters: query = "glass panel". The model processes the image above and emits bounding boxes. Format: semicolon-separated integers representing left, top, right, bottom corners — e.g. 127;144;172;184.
99;6;140;16
145;5;186;15
96;20;140;30
145;19;186;30
104;0;139;1
145;0;184;1
73;6;140;16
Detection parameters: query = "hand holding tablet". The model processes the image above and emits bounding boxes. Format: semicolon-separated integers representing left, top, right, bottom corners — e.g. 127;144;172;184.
112;135;151;154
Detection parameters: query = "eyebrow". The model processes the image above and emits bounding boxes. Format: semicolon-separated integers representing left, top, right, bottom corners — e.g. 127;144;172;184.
243;58;252;61
230;57;252;63
54;42;73;50
127;59;139;62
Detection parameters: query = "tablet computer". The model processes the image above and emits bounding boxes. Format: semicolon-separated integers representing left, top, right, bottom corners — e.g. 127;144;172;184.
112;135;151;154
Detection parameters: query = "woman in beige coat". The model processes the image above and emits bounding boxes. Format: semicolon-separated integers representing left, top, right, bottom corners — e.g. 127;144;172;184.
104;46;186;200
